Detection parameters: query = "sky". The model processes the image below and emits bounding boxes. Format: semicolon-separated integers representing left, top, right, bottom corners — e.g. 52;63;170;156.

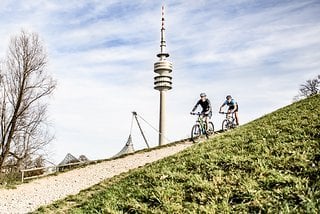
0;0;319;164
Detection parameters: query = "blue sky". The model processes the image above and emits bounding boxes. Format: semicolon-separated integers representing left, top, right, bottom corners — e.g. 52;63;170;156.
0;0;319;163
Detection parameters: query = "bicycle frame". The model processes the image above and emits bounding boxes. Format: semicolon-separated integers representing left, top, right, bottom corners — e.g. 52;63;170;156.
225;112;235;122
195;114;207;133
220;112;236;130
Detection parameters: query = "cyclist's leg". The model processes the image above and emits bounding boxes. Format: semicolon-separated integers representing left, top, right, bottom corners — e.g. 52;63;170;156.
203;116;207;131
205;112;212;131
235;111;239;125
234;105;239;125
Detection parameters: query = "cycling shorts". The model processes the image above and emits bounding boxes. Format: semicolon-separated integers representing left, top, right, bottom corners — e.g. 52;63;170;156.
228;105;239;112
202;111;212;119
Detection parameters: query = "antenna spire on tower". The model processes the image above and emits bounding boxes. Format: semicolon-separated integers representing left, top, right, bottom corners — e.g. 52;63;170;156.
158;5;169;59
161;6;165;30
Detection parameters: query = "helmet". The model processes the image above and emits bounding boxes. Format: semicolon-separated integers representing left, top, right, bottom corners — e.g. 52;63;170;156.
200;93;206;97
226;95;232;99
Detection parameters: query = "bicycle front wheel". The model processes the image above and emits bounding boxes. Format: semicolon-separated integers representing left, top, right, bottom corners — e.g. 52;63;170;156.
222;119;230;131
191;124;201;143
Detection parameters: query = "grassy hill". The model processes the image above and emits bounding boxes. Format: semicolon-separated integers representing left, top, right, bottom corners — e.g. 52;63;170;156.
36;95;320;213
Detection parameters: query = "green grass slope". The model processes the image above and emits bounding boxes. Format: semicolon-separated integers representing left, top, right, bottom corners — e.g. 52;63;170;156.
36;95;320;213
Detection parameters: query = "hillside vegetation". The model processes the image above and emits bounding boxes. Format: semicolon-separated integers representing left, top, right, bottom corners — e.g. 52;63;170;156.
36;95;320;213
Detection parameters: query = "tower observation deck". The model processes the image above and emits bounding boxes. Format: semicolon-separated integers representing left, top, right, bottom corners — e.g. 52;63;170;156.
154;6;173;91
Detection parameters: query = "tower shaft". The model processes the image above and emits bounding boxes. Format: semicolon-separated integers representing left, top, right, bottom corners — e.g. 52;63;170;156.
159;90;166;145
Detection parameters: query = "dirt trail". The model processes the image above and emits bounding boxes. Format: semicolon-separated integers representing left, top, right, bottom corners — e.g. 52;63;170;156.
0;142;193;213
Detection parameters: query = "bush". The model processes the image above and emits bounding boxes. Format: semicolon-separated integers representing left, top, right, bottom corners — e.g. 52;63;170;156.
0;172;21;186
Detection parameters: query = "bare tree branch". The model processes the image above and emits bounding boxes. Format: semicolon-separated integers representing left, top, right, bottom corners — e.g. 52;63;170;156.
294;75;319;101
0;30;56;171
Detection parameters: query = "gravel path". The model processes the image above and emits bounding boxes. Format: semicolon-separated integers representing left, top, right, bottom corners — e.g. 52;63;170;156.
0;142;193;213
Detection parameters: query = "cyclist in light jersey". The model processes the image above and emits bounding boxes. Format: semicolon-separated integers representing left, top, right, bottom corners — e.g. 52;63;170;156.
219;95;239;126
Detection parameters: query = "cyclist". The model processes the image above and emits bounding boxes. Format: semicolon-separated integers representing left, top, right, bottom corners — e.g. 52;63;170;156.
219;95;239;126
190;93;212;132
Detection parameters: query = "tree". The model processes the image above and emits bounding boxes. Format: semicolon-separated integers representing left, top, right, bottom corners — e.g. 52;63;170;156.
294;75;320;101
0;31;56;171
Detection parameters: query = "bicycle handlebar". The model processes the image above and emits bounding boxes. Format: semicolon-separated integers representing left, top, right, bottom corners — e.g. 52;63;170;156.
190;112;202;116
219;111;234;114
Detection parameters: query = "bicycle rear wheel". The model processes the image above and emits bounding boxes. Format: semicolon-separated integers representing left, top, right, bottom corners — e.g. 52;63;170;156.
222;119;230;131
191;124;201;143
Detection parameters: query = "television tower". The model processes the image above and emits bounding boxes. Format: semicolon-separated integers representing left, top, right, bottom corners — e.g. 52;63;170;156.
154;6;173;146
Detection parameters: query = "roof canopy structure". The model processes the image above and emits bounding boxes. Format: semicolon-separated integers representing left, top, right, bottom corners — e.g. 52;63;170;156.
113;135;135;158
58;153;89;166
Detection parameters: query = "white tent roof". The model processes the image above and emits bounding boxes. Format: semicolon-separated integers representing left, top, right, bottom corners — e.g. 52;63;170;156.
58;153;80;165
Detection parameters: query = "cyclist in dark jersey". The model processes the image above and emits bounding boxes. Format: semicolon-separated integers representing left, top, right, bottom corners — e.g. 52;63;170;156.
219;95;239;125
191;93;212;131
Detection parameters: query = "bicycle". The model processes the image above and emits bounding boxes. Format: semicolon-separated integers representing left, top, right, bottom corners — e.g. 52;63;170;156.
219;112;237;131
190;112;214;143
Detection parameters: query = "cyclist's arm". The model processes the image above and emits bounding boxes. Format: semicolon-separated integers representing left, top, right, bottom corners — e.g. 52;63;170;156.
219;103;226;112
205;99;212;114
191;101;200;112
